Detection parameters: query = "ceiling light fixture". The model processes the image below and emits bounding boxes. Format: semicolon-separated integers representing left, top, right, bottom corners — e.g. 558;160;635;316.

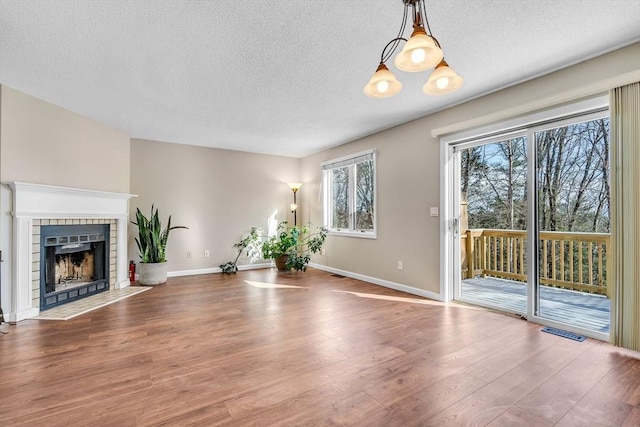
364;0;463;98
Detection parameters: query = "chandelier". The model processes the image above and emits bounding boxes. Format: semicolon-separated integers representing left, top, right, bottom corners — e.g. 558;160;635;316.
364;0;463;98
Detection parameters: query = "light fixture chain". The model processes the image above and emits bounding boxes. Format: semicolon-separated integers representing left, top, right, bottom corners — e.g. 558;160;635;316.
420;0;435;41
381;3;409;64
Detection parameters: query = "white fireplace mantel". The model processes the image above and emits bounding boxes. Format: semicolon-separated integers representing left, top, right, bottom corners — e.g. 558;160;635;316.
5;182;137;322
10;181;135;218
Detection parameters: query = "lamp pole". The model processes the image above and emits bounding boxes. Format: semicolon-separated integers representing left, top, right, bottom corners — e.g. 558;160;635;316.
293;189;297;226
287;183;303;227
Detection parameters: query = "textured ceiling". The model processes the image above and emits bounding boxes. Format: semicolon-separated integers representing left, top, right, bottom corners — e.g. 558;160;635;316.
1;1;639;158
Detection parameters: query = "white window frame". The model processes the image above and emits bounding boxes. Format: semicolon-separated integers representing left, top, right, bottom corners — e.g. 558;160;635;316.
322;149;377;239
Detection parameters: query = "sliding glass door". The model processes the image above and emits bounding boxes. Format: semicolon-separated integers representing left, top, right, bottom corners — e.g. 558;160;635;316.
452;109;611;338
533;115;611;334
456;135;528;316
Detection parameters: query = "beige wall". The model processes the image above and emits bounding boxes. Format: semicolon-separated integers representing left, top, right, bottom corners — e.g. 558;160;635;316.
0;85;131;318
0;85;130;192
301;121;441;293
129;139;300;272
301;43;640;296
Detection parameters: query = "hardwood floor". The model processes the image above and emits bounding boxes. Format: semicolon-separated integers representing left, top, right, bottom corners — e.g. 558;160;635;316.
1;268;639;426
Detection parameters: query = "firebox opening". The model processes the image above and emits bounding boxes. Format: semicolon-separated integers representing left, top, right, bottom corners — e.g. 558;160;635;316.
46;245;102;293
40;224;110;310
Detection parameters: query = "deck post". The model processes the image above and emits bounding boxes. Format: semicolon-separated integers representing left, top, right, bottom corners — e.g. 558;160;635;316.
465;230;474;279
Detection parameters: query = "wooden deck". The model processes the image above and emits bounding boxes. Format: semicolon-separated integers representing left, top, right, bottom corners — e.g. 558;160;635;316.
461;277;611;334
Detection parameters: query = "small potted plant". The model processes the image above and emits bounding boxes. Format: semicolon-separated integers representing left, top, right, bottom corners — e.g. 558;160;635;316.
221;222;326;272
132;205;188;285
261;222;326;271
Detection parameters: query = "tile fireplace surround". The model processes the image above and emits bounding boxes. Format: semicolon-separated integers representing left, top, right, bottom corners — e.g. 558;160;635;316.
4;182;135;322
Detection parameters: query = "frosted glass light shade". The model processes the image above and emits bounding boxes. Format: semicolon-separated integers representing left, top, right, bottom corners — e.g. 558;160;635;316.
287;182;303;191
423;60;464;95
394;28;443;72
364;63;402;98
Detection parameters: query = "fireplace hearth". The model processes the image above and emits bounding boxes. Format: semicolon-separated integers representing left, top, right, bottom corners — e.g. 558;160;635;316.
40;224;110;310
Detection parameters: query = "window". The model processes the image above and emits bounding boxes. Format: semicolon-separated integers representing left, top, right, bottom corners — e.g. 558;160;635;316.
322;149;376;237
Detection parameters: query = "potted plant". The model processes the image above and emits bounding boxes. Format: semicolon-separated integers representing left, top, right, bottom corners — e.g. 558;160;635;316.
219;227;262;274
221;222;326;273
132;205;188;285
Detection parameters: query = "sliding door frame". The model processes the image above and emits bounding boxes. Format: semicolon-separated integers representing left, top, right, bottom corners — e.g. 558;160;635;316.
527;110;610;341
447;130;528;309
440;95;610;340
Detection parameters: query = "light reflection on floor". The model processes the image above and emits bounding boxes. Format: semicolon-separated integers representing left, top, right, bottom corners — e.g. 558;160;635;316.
332;290;480;310
244;280;308;289
244;282;481;310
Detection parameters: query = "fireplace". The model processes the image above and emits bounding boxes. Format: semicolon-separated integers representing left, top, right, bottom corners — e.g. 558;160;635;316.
3;182;135;322
40;224;110;310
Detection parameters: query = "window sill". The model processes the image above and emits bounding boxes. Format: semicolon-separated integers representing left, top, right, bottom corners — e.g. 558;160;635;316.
328;230;377;239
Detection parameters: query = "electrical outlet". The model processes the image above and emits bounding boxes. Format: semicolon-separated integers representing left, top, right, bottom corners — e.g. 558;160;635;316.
321;248;326;256
430;207;439;217
397;261;403;270
204;250;210;258
186;251;192;259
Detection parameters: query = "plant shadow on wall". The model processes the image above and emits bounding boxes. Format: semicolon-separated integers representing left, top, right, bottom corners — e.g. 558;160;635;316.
132;205;188;285
220;222;327;274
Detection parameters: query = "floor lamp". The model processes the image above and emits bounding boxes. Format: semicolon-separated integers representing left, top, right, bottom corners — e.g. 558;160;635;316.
287;182;303;226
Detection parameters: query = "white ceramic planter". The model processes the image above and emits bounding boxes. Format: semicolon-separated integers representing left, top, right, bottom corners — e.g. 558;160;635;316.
138;262;168;285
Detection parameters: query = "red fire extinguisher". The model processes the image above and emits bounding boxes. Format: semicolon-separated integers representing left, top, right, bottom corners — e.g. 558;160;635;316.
129;260;136;283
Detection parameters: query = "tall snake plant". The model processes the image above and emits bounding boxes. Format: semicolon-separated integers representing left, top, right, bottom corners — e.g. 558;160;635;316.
132;205;188;263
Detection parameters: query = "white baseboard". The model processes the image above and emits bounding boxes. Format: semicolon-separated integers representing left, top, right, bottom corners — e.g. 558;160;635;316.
308;263;443;302
115;280;131;289
237;262;273;271
10;307;40;323
167;262;273;278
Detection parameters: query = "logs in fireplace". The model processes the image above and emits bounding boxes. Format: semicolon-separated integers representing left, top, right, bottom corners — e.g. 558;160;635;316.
40;224;110;310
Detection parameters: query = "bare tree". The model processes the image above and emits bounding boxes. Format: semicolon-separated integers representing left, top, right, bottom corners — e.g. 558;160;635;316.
538;126;568;231
331;167;349;229
356;160;374;230
464;117;609;234
460;146;483;203
593;119;611;232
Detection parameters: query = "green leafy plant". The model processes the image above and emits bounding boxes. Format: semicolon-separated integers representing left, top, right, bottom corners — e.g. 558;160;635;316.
219;227;262;274
132;205;188;263
221;222;327;273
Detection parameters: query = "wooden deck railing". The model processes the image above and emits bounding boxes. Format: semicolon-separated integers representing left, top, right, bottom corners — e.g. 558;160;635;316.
461;229;610;295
